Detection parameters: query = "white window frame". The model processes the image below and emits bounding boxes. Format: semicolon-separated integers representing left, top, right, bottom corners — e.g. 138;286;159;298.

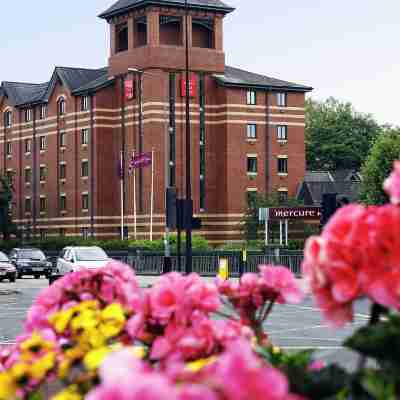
81;160;89;178
39;165;47;182
81;128;89;145
39;105;47;120
246;90;256;105
247;154;258;175
25;109;32;122
60;194;67;211
277;125;288;141
277;92;287;107
39;136;46;151
247;123;257;139
59;131;67;147
4;110;12;128
6;142;12;156
81;96;89;111
277;155;288;175
39;196;47;213
58;98;66;115
82;192;89;210
59;162;67;180
25;138;32;154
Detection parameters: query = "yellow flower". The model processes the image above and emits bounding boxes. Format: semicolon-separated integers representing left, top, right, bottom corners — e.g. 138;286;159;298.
83;346;112;371
0;372;17;399
98;303;126;339
20;332;54;359
30;352;56;380
185;357;217;372
9;363;31;386
71;309;99;333
50;308;76;334
52;384;82;400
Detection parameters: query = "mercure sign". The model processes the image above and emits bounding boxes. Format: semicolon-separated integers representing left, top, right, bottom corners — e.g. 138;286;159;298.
268;207;321;220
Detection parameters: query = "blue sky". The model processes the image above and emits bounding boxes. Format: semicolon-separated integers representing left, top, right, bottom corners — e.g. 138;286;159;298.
1;1;399;125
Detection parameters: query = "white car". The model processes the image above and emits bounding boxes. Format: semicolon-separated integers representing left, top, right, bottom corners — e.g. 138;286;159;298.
50;246;110;284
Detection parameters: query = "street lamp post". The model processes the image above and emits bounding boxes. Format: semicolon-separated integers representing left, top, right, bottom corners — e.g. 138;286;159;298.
184;0;193;274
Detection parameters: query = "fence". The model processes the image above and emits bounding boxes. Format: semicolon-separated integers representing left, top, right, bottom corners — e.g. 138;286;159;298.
45;249;303;277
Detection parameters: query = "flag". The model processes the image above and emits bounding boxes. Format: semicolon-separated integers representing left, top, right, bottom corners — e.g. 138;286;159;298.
129;152;152;172
124;79;134;100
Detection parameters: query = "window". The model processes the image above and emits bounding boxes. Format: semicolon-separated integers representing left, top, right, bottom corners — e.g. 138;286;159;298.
277;92;287;107
278;190;288;204
81;129;89;145
39;136;46;150
247;156;258;174
40;229;47;240
134;16;147;47
59;228;66;237
6;170;13;182
81;161;89;177
60;163;66;180
81;96;89;111
40;197;47;212
25;138;32;153
24;109;32;122
58;98;66;115
278;157;288;174
192;18;213;48
60;131;66;147
247;124;257;139
81;227;89;239
25;198;32;213
39;105;47;120
6;142;12;156
116;23;128;52
4;111;12;127
246;90;256;105
82;193;89;210
277;125;288;141
246;190;258;207
60;195;67;211
39;166;46;182
25;168;32;184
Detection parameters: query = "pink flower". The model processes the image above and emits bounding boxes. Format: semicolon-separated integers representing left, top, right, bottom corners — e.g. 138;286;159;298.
384;161;400;205
212;340;294;400
308;360;325;371
259;265;304;304
178;385;218;400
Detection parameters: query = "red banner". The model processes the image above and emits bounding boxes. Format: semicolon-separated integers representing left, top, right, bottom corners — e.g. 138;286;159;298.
124;79;134;100
181;75;197;97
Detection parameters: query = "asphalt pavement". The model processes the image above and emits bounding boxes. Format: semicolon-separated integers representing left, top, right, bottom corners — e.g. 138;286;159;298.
0;276;371;370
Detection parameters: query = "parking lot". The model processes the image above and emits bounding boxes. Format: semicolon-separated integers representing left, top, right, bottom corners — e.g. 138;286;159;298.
0;275;370;369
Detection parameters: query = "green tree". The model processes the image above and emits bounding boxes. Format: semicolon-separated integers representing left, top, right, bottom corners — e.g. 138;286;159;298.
306;97;381;170
0;173;19;240
360;128;400;205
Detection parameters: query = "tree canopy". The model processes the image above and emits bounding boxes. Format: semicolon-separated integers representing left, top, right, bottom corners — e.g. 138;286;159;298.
305;97;382;171
0;173;19;240
359;128;400;205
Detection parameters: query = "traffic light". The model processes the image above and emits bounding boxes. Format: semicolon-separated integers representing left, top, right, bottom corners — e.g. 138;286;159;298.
320;193;337;226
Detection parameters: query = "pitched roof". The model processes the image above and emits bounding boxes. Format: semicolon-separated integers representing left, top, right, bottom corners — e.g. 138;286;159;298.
214;66;313;92
305;171;334;183
1;67;111;107
99;0;234;19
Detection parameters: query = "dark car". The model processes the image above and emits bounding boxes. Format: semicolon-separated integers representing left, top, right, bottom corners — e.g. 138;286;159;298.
0;251;16;282
9;248;53;279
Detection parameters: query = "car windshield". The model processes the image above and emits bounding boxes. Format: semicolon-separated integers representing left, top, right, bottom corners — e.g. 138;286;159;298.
18;250;45;260
75;248;108;262
0;252;9;262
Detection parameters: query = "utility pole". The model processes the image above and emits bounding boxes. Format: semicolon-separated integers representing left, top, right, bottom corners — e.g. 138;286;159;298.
184;0;193;274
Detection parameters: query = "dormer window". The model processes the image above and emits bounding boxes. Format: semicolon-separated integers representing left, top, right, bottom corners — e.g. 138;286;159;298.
24;108;32;122
116;23;128;53
58;98;66;115
4;110;12;128
160;16;182;46
81;96;89;111
192;18;214;49
134;17;147;47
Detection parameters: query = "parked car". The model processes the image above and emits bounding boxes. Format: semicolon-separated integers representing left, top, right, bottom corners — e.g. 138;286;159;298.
50;246;110;284
0;251;17;282
9;248;53;279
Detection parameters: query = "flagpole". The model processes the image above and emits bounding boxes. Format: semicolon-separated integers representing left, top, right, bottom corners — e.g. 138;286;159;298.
133;151;137;240
150;148;155;241
120;150;124;240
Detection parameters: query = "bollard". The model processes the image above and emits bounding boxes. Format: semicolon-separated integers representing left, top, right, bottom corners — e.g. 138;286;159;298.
218;258;229;280
239;249;246;278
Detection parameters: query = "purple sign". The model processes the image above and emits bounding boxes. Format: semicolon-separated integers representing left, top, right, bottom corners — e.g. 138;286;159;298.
129;152;152;171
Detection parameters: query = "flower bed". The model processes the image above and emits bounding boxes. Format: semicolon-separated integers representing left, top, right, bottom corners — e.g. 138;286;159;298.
2;163;400;399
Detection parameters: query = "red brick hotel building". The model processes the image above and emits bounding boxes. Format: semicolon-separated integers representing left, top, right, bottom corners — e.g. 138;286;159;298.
0;0;312;243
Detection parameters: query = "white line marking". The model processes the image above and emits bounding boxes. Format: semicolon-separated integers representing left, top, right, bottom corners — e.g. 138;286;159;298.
280;346;343;350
